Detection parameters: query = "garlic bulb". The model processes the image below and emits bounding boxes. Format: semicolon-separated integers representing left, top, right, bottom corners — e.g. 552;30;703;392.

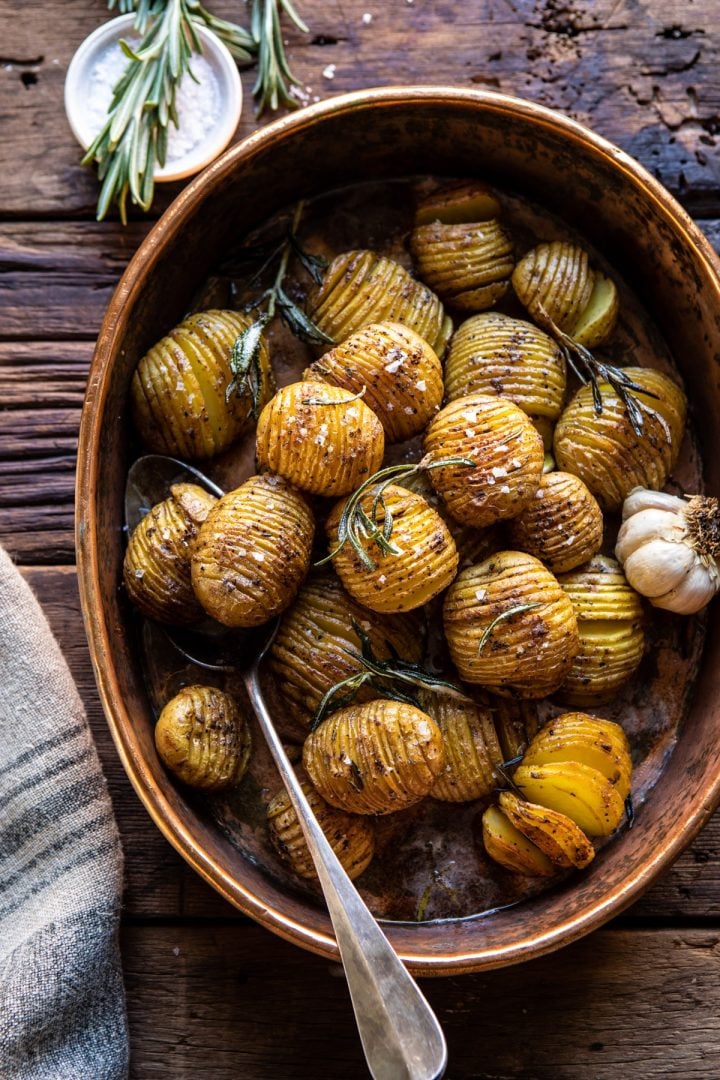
615;487;720;614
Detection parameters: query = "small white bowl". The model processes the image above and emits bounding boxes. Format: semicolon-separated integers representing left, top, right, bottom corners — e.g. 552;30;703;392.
65;13;243;183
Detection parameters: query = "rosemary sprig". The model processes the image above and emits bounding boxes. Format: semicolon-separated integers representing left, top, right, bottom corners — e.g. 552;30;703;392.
317;455;475;572
301;387;366;406
88;0;308;221
476;603;542;656
240;201;333;344
310;619;471;730
225;315;268;412
536;302;660;437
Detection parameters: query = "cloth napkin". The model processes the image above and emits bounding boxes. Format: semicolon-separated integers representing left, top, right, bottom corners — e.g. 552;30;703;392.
0;547;129;1079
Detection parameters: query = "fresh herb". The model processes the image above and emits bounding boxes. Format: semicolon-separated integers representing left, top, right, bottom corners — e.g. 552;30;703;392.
316;455;475;572
625;794;635;828
310;619;471;730
476;603;542;656
493;759;524;797
238;201;332;347
301;387;366;406
225;315;269;411
536;302;660;437
87;0;308;221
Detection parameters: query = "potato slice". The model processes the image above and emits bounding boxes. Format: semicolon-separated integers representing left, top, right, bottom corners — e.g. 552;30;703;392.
415;180;502;226
524;713;632;799
498;791;595;869
569;272;619;348
481;805;555;877
514;761;626;837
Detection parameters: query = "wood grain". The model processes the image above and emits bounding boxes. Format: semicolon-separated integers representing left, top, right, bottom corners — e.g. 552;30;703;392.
123;923;720;1079
0;1;719;217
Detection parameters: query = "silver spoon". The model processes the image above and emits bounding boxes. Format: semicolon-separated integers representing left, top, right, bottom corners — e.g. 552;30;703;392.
125;454;448;1080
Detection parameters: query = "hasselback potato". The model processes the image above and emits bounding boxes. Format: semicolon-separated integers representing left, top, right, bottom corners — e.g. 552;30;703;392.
326;483;459;613
255;381;385;497
131;309;274;459
512;241;619;349
307;250;452;356
507;471;604;574
497;791;595;870
123;483;217;625
424;394;545;527
267;779;375;880
155;685;251;790
268;573;421;725
303;699;445;815
553;367;687;511
522;711;632;800
191;475;314;627
481;805;555;877
443;551;580;697
444;312;566;450
423;694;504;802
410;218;514;313
557;555;645;705
305;322;443;442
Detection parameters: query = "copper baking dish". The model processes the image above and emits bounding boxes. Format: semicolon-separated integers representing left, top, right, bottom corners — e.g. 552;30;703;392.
76;87;720;973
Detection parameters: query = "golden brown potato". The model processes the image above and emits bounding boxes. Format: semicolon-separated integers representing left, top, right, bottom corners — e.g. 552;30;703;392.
522;711;632;800
268;573;422;725
155;685;251;790
123;483;217;625
423;694;503;802
305;322;443;442
514;761;626;837
131;309;274;459
481;804;555;877
444;312;566;450
554;367;687;511
307;250;452;356
507;471;604;574
255;381;385;497
497;791;595;870
423;394;544;527
512;241;619;349
414;180;502;226
191;475;314;627
267;779;375;881
443;551;580;697
303;699;445;815
325;483;459;613
410;219;514;313
557;556;645;705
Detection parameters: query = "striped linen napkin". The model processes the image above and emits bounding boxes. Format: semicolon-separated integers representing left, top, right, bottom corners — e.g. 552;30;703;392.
0;547;128;1079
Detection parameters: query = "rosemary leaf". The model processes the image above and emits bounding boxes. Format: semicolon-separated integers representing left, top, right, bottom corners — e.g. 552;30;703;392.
276;287;335;345
301;387;366;406
476;603;542;656
225;315;269;413
289;233;328;285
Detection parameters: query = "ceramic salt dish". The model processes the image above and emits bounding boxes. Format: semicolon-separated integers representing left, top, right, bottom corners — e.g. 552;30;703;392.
64;13;242;183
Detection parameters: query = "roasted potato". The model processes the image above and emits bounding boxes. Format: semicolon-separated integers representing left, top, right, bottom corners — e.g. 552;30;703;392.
305;322;443;442
307;250;452;355
507;471;604;574
123;483;216;625
554;367;687;511
443;551;580;697
444;312;566;449
512;241;619;349
424;393;545;527
423;694;504;802
155;685;251;790
267;778;375;880
480;804;555;877
303;699;445;815
255;380;385;497
325;483;459;613
268;573;421;726
131;309;274;459
191;475;314;627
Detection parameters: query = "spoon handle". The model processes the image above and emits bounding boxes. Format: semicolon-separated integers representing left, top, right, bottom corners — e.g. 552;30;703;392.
244;667;447;1080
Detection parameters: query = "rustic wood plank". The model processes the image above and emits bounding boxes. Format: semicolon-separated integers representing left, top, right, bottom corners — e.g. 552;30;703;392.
0;0;719;217
123;924;720;1078
20;564;720;923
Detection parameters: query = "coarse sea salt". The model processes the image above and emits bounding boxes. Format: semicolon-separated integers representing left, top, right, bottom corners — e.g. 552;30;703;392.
82;39;221;167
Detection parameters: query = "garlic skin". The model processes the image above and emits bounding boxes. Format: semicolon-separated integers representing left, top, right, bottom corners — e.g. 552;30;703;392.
615;487;720;614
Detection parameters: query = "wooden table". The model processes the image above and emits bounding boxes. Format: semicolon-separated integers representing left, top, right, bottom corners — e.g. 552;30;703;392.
2;1;720;1075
